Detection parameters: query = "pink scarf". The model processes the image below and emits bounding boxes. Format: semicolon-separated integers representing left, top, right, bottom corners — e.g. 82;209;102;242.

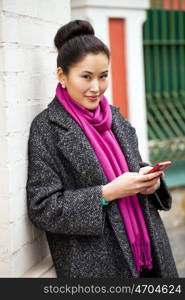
56;83;153;274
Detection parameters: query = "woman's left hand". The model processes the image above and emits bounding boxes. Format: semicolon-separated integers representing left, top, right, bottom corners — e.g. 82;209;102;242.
138;166;164;195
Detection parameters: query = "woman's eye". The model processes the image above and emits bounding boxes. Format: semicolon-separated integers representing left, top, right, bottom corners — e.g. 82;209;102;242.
82;75;91;79
101;74;108;79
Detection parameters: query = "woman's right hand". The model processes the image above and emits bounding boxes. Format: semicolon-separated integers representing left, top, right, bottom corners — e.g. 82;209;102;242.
102;170;163;202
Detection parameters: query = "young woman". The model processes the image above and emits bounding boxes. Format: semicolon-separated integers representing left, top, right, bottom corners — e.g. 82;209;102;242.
26;20;178;278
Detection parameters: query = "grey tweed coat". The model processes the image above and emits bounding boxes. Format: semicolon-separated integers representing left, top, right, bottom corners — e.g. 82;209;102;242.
26;96;178;278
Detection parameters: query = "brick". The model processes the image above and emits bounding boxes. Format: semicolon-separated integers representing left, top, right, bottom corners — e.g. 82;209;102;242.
3;0;38;18
41;266;56;278
23;255;55;278
0;73;19;107
3;73;55;105
9;188;27;222
0;225;10;259
38;234;50;258
7;106;30;133
0;107;7;136
0;136;8;165
0;48;5;72
9;161;28;192
10;216;33;253
2;14;60;47
26;73;51;100
0;73;6;108
0;45;24;73
11;234;49;277
2;73;40;106
0;259;11;277
0;196;10;224
23;47;57;74
0;166;9;196
27;103;46;126
1;13;19;44
37;0;71;23
7;133;28;164
3;0;70;23
32;224;43;241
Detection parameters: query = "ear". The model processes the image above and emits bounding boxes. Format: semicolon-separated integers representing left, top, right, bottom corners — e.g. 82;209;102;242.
56;67;65;82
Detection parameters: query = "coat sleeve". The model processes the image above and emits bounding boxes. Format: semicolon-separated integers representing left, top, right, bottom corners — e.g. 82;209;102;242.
26;117;106;236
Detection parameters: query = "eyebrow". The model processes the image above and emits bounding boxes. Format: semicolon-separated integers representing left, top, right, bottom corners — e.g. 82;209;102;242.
81;70;109;74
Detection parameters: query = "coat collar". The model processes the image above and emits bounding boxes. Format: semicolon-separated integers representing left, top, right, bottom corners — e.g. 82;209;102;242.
48;96;140;277
48;96;75;130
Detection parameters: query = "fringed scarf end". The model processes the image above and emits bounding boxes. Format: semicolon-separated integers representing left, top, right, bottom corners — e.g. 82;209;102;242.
131;238;153;274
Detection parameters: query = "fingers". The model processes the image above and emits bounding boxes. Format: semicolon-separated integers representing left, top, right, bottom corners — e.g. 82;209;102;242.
141;186;158;195
139;167;165;177
141;178;161;195
141;171;163;182
140;176;160;191
141;185;156;195
139;166;153;175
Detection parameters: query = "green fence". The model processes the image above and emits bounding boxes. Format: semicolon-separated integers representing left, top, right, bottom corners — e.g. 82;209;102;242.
143;9;185;187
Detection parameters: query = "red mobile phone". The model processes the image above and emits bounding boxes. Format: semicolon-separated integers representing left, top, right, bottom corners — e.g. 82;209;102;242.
146;161;172;174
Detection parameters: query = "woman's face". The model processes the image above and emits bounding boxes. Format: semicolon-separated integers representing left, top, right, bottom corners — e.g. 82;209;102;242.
57;53;109;110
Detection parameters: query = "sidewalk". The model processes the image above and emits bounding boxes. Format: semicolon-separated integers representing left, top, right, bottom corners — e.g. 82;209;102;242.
165;221;185;278
160;189;185;278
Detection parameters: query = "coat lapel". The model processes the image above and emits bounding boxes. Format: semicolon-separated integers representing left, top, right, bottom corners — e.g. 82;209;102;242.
48;98;140;277
48;97;108;186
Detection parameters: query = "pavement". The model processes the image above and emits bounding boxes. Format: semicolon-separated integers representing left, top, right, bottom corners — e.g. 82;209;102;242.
164;221;185;278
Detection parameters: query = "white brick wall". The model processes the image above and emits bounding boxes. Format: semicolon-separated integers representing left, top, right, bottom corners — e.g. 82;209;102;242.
0;0;71;277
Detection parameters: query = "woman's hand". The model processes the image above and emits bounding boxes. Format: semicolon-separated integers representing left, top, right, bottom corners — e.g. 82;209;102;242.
102;167;164;202
138;166;164;195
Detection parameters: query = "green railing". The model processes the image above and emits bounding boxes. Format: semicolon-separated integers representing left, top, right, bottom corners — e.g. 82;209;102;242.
143;9;185;167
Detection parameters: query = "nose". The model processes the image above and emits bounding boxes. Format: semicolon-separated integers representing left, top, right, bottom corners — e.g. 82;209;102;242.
89;79;99;93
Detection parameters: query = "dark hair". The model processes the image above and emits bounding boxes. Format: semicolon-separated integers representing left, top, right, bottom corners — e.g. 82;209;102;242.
54;20;110;74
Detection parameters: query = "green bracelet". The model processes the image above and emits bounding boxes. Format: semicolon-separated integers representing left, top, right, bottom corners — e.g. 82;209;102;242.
102;197;109;206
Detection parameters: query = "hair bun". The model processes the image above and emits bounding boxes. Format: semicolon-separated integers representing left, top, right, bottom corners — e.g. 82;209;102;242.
54;20;95;51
